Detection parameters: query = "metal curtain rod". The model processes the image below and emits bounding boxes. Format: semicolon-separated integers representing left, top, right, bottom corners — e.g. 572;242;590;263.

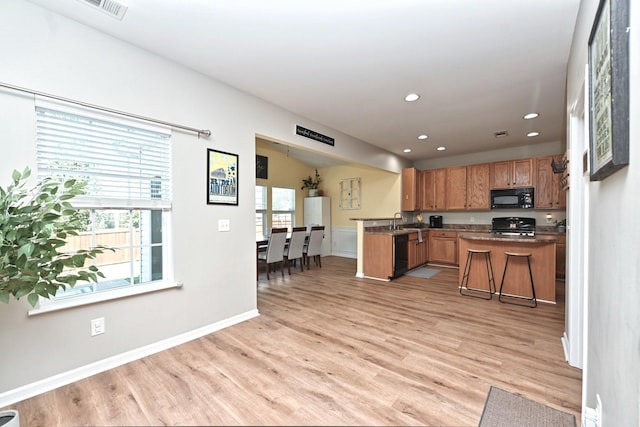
0;82;212;138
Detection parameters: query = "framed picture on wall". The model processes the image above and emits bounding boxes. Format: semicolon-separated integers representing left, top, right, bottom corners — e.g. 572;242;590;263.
207;148;239;205
587;0;630;181
256;155;268;179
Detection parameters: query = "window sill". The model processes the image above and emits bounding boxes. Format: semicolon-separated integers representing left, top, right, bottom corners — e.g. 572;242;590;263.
28;280;183;316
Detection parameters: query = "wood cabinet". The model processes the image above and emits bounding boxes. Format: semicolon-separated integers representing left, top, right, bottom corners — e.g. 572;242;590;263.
405;155;565;213
466;163;491;210
535;155;567;209
490;158;534;189
401;168;421;211
445;166;467;210
408;230;428;270
421;168;446;211
363;233;394;279
428;230;458;265
555;233;566;279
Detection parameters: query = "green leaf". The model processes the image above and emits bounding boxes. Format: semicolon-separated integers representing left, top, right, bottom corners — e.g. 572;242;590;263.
27;293;39;307
17;242;35;259
15;285;33;299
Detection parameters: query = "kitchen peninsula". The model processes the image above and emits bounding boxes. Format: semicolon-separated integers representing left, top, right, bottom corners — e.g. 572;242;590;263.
458;233;558;303
351;217;405;279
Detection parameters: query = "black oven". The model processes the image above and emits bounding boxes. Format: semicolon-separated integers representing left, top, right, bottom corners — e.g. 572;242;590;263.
490;187;534;209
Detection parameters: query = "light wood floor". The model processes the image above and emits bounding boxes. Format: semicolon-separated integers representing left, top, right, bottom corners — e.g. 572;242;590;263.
5;257;582;426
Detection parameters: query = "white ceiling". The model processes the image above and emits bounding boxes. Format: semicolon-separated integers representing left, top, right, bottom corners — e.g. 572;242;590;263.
26;0;581;168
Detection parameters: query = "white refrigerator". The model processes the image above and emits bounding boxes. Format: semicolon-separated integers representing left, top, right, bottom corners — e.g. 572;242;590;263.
303;196;331;257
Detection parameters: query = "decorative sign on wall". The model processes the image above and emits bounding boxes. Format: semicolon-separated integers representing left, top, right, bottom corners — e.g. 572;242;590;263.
295;125;335;146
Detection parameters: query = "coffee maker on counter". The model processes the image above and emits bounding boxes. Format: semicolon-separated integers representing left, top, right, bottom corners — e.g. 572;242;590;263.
429;215;443;228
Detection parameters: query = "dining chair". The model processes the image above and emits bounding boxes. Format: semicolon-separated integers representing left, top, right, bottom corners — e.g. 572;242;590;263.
303;225;324;269
257;227;287;279
284;226;307;274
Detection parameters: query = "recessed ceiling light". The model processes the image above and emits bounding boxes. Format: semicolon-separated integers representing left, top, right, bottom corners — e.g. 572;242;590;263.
403;148;412;153
417;134;428;140
523;113;539;120
404;93;420;102
437;146;446;151
527;132;540;137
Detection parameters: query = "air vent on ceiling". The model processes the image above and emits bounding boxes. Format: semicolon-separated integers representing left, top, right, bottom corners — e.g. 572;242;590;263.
77;0;128;20
493;130;509;138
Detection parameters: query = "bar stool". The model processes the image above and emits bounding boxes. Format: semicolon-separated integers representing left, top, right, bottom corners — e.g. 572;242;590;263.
460;249;496;300
498;252;537;308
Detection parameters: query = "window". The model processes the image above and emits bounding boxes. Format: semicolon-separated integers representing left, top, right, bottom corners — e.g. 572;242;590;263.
255;185;267;236
271;187;295;231
35;100;173;304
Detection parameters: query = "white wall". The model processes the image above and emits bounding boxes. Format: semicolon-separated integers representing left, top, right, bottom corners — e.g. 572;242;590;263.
0;0;408;403
566;0;639;425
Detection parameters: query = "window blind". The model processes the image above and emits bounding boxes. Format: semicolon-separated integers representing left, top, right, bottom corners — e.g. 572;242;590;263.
35;103;172;209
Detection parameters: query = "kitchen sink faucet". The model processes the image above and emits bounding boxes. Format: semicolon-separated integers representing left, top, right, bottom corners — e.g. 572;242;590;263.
392;212;404;230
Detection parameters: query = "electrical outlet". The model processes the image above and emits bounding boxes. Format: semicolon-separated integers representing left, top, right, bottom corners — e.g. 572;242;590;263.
470;216;475;223
218;219;230;232
91;317;105;336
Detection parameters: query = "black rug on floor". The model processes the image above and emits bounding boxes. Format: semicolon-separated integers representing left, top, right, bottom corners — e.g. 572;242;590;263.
478;386;576;427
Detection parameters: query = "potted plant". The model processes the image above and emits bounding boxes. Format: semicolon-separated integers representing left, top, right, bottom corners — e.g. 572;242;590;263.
301;169;321;197
556;218;567;233
0;167;111;308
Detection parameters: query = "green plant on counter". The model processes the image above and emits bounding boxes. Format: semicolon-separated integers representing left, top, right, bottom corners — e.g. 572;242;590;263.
301;168;321;190
0;167;112;307
555;218;567;227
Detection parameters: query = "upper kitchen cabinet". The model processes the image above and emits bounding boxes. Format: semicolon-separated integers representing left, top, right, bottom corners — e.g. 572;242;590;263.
421;168;446;211
445;166;467;210
490;158;534;189
535;155;567;209
466;163;491;210
401;167;421;211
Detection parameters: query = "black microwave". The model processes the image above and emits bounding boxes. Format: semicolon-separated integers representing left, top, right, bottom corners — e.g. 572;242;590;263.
490;187;534;209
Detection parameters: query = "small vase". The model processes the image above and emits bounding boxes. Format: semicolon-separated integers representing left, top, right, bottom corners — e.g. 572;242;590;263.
309;189;318;197
558;225;566;233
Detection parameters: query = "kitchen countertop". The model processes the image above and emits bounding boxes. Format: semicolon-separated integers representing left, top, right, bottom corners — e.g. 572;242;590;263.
458;232;559;243
362;223;565;236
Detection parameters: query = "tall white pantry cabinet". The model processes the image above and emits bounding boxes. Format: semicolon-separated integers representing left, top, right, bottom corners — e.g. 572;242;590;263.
303;196;331;257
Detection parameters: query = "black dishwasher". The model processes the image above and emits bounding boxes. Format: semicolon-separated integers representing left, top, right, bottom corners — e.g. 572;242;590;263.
392;233;409;278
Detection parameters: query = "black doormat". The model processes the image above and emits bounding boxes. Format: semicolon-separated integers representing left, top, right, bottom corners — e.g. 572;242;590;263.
478;386;576;427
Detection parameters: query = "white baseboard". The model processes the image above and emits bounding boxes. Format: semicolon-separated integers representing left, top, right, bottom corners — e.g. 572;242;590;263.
561;332;570;362
331;250;356;258
0;309;259;408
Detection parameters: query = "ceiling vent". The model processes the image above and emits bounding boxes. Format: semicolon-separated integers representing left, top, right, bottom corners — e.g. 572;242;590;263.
77;0;128;20
493;130;509;138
